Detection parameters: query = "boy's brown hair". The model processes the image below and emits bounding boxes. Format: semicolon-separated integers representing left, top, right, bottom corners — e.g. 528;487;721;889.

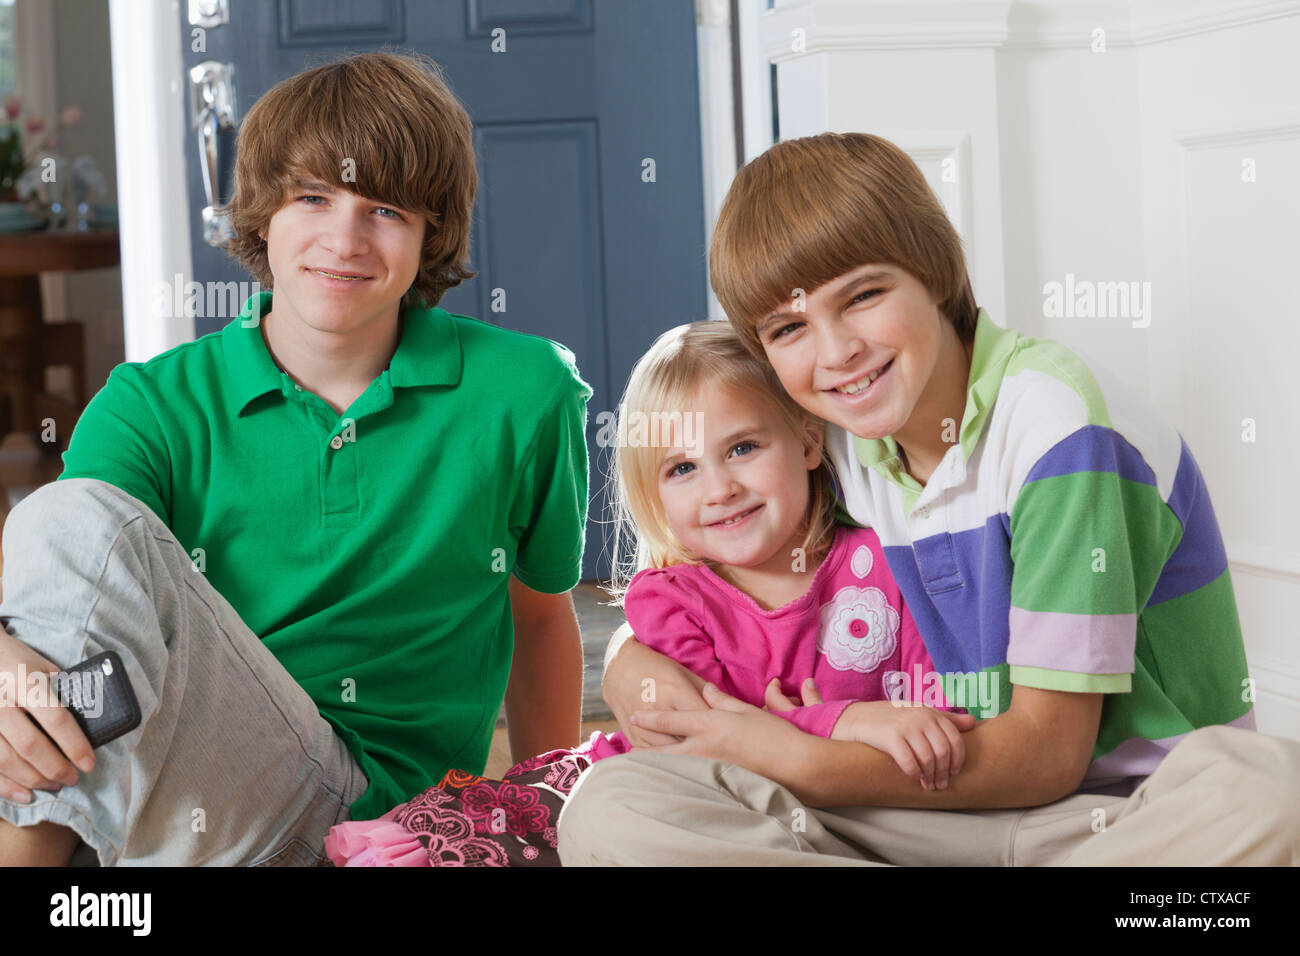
220;50;477;309
709;132;978;355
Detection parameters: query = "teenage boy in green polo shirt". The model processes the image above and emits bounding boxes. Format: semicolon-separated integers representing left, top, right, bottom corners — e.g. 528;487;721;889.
0;52;591;866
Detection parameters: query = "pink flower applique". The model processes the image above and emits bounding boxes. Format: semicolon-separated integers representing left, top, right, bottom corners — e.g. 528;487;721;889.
817;585;899;673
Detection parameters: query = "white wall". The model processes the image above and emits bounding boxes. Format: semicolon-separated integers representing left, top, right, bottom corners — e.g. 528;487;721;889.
760;0;1300;739
1135;12;1300;737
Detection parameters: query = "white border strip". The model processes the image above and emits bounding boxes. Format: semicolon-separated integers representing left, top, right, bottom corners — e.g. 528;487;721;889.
109;0;195;361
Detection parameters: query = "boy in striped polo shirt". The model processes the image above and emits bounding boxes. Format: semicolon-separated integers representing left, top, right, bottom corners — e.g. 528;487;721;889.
828;305;1254;796
566;132;1299;866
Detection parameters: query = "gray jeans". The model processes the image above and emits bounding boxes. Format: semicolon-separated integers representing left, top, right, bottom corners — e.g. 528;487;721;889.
0;478;368;865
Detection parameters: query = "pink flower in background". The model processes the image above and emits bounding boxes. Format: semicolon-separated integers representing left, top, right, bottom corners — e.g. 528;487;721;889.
3;94;20;120
24;115;44;136
60;106;84;127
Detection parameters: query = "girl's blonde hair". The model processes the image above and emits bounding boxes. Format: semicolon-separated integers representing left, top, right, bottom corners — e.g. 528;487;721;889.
605;321;838;606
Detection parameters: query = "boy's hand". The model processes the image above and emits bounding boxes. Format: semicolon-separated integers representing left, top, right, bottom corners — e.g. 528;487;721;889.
603;629;709;748
830;697;977;791
629;683;818;797
0;630;95;803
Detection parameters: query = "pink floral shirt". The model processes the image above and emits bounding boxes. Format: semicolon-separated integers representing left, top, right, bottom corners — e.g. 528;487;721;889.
623;524;954;738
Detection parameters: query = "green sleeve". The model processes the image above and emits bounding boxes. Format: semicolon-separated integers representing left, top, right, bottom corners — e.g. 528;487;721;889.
1006;438;1183;694
57;364;172;527
508;346;593;593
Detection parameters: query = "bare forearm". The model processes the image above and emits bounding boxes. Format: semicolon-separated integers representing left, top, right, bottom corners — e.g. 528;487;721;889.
788;711;1087;810
505;615;583;762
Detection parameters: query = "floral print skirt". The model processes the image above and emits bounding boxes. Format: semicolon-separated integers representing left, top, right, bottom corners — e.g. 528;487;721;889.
323;731;630;866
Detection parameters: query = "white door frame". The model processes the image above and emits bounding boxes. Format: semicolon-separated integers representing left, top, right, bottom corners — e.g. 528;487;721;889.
108;0;195;362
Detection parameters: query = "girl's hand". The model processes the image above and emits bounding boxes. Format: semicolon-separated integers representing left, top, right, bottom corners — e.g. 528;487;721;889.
603;628;709;748
763;676;824;712
831;700;978;791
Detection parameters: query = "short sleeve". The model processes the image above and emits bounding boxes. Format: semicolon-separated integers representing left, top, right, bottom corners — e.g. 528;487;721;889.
1007;426;1182;694
57;364;172;526
509;345;593;594
773;700;856;738
623;568;730;693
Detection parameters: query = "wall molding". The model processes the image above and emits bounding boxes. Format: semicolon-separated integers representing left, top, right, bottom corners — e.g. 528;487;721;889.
762;1;1013;62
1006;0;1300;49
760;0;1300;57
1128;0;1300;45
1173;118;1300;150
1171;121;1300;593
1252;651;1300;741
1003;0;1135;48
1229;543;1300;583
1249;652;1300;704
873;129;973;241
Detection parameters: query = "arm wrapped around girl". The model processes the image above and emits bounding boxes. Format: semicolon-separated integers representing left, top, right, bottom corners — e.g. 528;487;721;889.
325;321;971;867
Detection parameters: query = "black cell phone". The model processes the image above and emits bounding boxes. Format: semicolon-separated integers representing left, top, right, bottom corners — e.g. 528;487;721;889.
52;650;142;749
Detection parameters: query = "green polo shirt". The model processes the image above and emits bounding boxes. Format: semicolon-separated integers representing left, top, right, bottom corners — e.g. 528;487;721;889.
58;291;592;821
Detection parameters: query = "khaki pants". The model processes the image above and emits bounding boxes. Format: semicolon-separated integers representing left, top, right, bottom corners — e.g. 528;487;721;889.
0;478;367;865
556;725;1300;866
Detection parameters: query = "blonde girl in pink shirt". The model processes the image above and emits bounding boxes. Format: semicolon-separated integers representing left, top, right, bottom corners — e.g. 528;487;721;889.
325;320;973;866
606;320;972;764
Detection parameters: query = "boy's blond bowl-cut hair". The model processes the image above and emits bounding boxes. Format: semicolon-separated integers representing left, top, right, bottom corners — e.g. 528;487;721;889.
220;50;477;309
709;132;978;356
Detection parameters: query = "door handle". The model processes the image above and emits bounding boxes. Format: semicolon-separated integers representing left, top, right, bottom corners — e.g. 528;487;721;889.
189;60;237;246
188;0;229;29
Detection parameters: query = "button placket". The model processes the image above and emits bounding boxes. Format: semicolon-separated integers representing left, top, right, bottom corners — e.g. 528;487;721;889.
321;427;359;525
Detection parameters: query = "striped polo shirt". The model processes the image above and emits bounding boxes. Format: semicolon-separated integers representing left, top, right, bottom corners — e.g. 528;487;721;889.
828;308;1254;794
